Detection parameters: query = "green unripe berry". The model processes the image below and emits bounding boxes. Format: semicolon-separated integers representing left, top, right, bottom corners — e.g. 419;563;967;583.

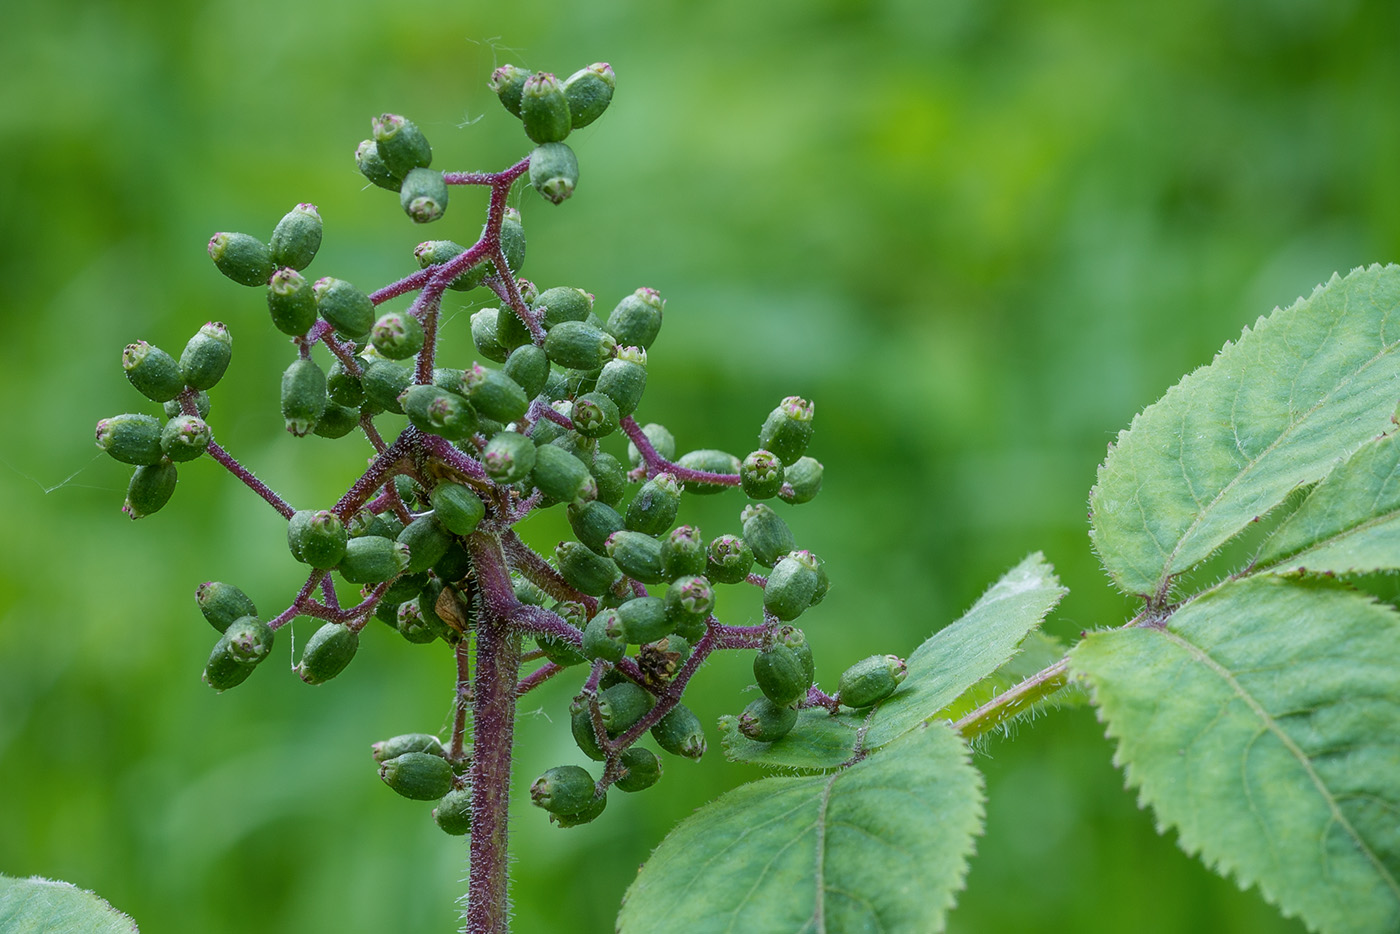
326;359;365;407
281;357;327;437
530;404;571;446
495;304;532;353
837;654;908;708
563;63;615;129
267;267;319;336
500;211;527;275
124;459;177;518
400;167;449;223
651;703;706;759
361;359;411;414
780;456;824;504
470;307;509;361
615;745;661;793
397;516;452;574
484;430;537;484
434;544;474;586
379;751;453;800
355;139;401;191
196;581;257;633
462;364;529;423
753;643;810;707
122;341;183;403
571;391;619;439
737;697;799;743
779;626;816;684
551;790;607;828
296;622;360;684
606;288;664;350
591;452;627;508
625;473;681;535
223;615;274;666
556;541;621;597
401;384;477;440
605;531;665;584
382;571;431;606
581;607;627;662
627;424;676;468
96;414;162;465
349;511;403;540
530;764;597;816
178;321;232;391
521;72;571;144
598;681;654;734
571;706;607;761
533;286;592;329
544;320;617;371
741;450;785;500
741;503;795;568
270;203;322;271
208;232;272;287
529;142;579;205
616;595;670;644
567;500;624;554
676;449;741;494
313;277;375;341
706;534;753;584
502;344;550;399
531;444;597;504
313;403;360;439
372;113;432;177
433;788;473;835
372;733;444;764
164;391;210;420
764;550;821;621
595;352;647;417
759;396;815;465
661;526;707;580
418;240;485;292
202;638;254;692
413;581;457;643
287;509;347;568
489;64;529;117
430;483;484;536
371;312;425;360
159;415;210;462
664;575;714;629
338;536;411;584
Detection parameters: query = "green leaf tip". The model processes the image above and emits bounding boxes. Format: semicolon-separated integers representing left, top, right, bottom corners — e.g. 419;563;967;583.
0;874;139;933
1071;575;1400;934
1090;263;1400;598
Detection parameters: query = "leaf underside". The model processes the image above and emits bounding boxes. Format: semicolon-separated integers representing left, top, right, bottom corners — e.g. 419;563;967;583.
1090;264;1400;598
1071;576;1400;934
0;875;139;933
721;553;1066;770
1255;428;1400;575
619;723;984;934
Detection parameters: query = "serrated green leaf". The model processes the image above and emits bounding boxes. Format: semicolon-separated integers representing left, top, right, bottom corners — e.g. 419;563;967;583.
1070;576;1400;934
620;723;983;934
1256;429;1400;574
1090;265;1400;597
0;875;139;933
722;553;1065;770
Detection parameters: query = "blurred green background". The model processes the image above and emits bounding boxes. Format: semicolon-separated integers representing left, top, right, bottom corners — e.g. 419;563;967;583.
2;0;1396;931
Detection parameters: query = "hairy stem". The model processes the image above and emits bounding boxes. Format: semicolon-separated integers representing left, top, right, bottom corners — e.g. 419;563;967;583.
953;657;1070;739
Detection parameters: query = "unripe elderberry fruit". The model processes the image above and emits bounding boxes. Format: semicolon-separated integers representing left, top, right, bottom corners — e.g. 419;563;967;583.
615;746;662;793
372;113;432;177
122;341;183;403
737;697;799;743
741;503;795;568
124;459;177;519
267;268;318;336
753;643;810;707
313;277;375;342
159;415;211;462
280;357;327;437
741;449;785;500
400;167;449;224
371;733;444;764
606;288;664;350
563;63;615;130
379;751;454;800
763;550;821;621
196;581;257;634
269;203;322;271
520;72;571;144
759;396;815;465
651;703;706;759
837;654;908;708
207;232;272;287
296;622;360;684
489;65;529;118
433;788;472;836
529;142;579;206
371;312;425;360
287;510;347;568
484;430;537;484
179;322;232;390
96;414;162;466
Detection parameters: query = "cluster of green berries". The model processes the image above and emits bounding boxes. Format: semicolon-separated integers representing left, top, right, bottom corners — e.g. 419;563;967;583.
490;63;614;205
100;62;914;842
94;321;231;517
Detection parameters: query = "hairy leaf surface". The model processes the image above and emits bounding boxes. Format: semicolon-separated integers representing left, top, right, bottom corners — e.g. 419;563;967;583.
1071;576;1400;934
722;553;1065;769
1256;429;1400;574
1090;265;1400;597
0;876;138;933
620;724;983;934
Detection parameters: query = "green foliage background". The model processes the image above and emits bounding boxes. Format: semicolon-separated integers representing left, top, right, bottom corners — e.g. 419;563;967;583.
2;1;1396;931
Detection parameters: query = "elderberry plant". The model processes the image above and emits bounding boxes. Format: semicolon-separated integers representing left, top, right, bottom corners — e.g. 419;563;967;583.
72;60;1400;934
